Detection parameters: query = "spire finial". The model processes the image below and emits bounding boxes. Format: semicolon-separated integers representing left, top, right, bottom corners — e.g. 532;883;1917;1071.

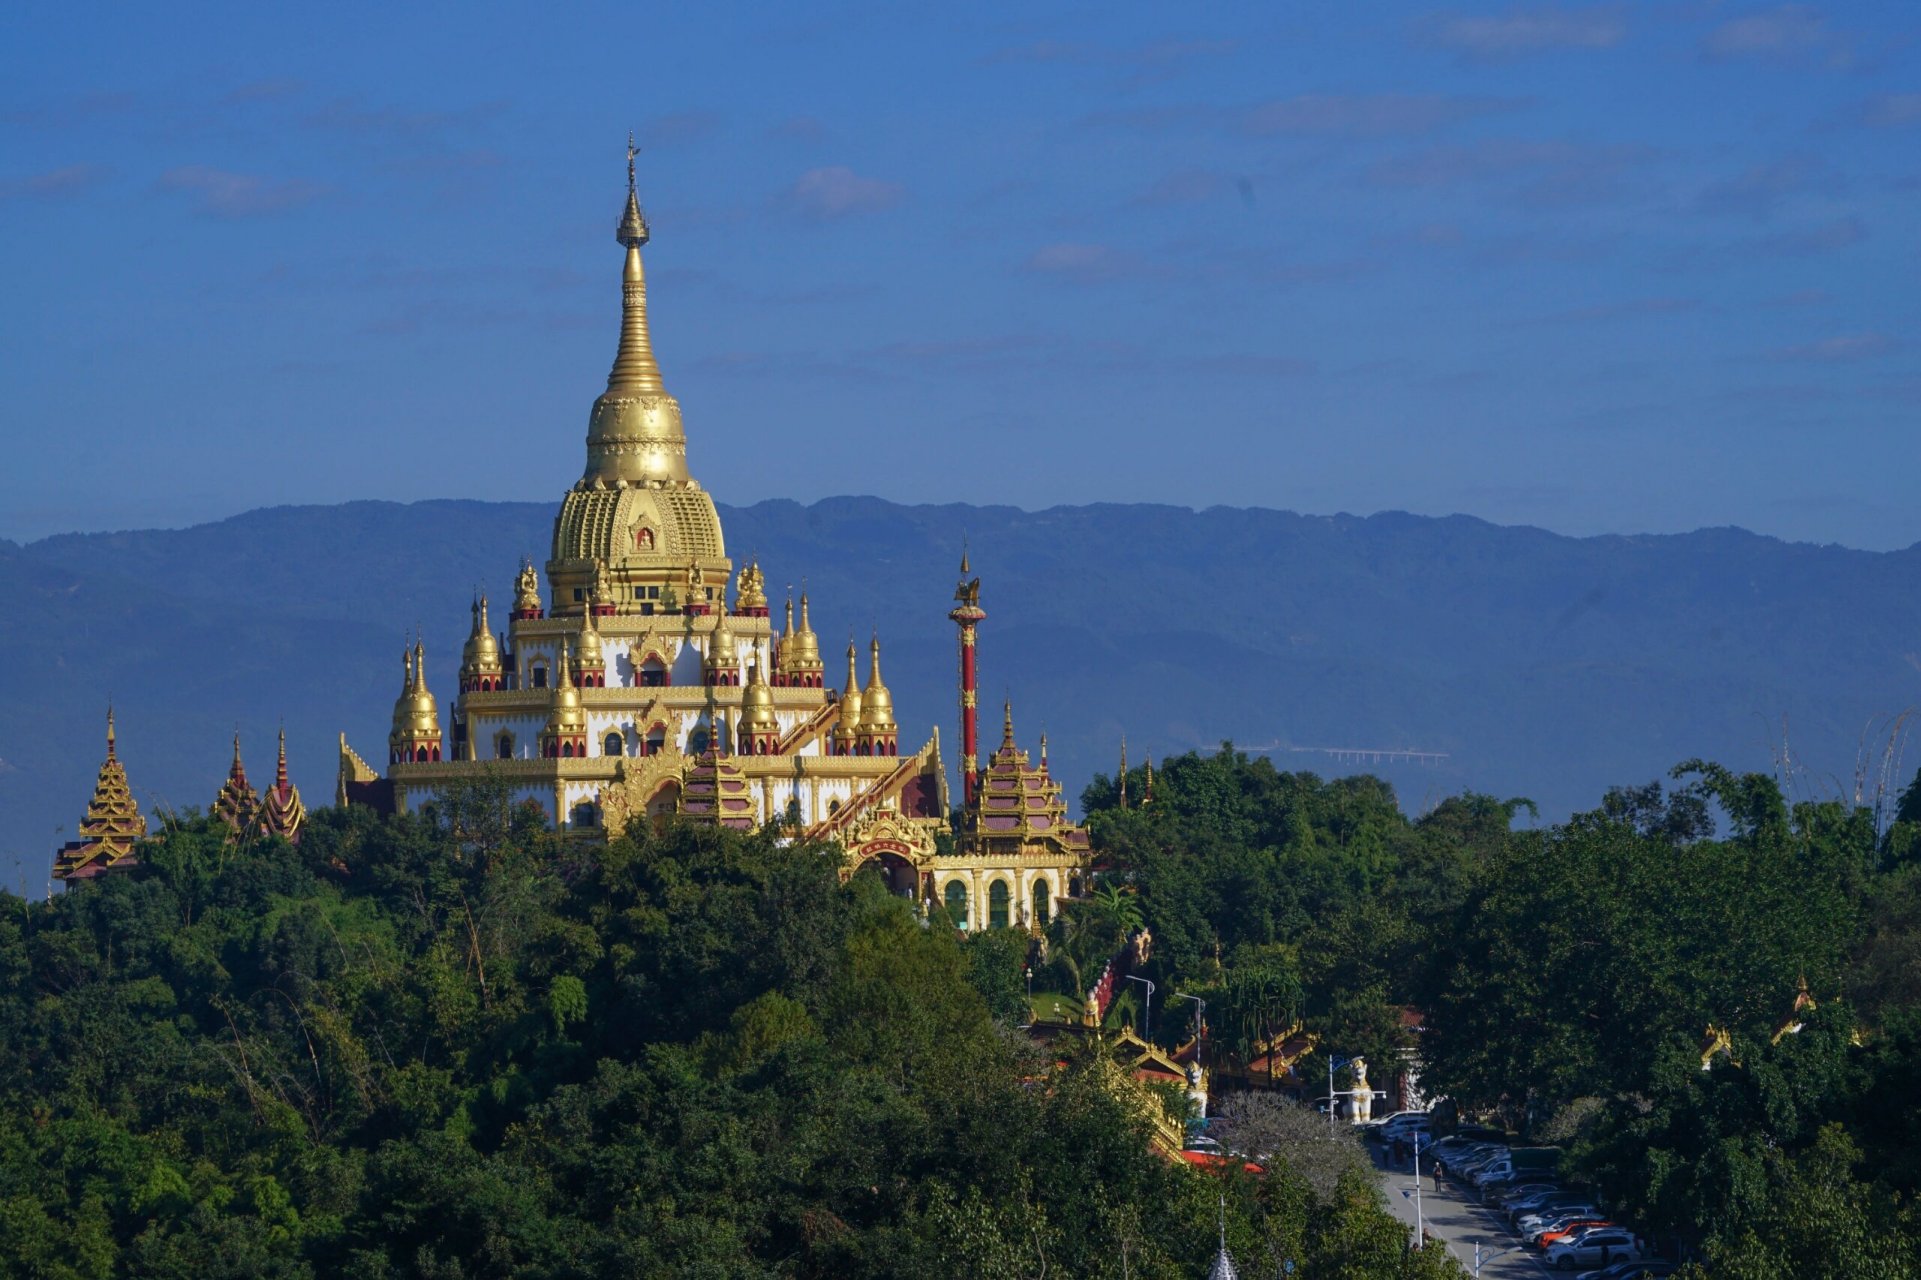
276;726;290;790
627;130;637;197
1002;698;1015;747
106;705;117;758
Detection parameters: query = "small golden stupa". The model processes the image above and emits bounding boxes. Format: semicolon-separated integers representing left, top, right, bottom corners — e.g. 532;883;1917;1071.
52;709;148;881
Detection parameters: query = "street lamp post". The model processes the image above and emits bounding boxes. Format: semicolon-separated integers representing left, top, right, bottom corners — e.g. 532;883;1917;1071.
1326;1053;1357;1127
1124;974;1155;1039
1470;1241;1524;1277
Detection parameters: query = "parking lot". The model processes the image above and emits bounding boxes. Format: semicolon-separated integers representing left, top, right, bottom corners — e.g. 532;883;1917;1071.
1370;1144;1550;1278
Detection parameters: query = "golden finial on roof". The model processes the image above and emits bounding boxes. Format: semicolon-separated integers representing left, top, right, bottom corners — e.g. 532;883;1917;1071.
736;560;767;612
515;561;541;615
1002;699;1016;749
106;705;117;758
1118;734;1129;810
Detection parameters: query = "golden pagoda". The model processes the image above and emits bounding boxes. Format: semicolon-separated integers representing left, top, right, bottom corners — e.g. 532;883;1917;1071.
258;729;306;843
211;732;261;839
338;146;1091;922
53;710;148;881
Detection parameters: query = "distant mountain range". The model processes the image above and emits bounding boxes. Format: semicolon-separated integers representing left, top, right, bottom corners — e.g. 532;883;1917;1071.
6;496;1920;890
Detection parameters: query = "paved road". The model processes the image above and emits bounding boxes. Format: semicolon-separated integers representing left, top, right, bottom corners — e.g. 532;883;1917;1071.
1370;1146;1551;1278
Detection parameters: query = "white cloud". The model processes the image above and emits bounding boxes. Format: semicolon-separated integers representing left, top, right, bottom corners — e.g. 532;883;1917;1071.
1702;5;1848;67
1776;332;1896;361
1421;6;1627;60
787;166;904;219
157;166;324;217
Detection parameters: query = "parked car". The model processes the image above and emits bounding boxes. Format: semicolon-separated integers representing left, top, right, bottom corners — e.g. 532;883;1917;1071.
1521;1210;1606;1243
1508;1190;1591;1223
1485;1180;1560;1207
1536;1219;1616;1249
1518;1202;1602;1232
1543;1227;1645;1271
1575;1262;1674;1280
1183;1135;1223;1156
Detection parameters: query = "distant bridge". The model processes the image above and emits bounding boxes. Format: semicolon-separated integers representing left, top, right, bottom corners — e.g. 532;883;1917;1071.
1273;746;1451;767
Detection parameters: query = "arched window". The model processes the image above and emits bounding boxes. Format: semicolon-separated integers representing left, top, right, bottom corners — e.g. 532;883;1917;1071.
560;741;574;758
531;663;548;689
988;880;1010;930
639;655;668;687
944;880;969;929
644;726;665;756
688;727;709;755
496;732;513;760
571;802;599;828
604;731;624;757
1032;878;1052;928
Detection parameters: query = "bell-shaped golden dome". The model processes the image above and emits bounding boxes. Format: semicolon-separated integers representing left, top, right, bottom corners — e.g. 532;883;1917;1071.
740;661;779;734
391;642;442;738
548;642;586;732
780;594;824;681
576;609;605;667
462;596;502;673
706;614;739;678
860;634;896;731
835;638;864;743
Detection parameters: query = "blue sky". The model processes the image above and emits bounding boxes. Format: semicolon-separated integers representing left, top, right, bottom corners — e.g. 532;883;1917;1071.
3;2;1918;547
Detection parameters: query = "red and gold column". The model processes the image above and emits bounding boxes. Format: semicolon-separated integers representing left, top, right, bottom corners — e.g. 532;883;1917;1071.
947;555;987;805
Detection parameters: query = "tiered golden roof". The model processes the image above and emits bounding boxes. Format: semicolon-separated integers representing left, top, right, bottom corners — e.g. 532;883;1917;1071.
258;729;306;843
52;710;148;880
959;701;1091;860
211;732;260;838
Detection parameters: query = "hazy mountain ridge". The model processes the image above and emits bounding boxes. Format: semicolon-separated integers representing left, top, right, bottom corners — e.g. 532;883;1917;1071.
4;496;1919;888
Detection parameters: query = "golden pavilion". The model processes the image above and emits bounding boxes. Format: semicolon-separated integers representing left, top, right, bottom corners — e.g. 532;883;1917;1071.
52;710;148;881
338;147;1092;929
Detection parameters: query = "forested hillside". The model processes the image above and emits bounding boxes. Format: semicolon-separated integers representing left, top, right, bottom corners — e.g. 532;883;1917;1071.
0;792;1458;1278
9;496;1921;883
1082;747;1921;1276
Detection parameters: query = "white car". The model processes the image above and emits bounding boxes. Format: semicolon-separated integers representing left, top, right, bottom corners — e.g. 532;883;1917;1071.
1544;1228;1645;1271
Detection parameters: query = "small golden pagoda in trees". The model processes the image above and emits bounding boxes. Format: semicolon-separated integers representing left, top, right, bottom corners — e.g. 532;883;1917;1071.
52;710;148;882
211;732;261;839
257;729;306;843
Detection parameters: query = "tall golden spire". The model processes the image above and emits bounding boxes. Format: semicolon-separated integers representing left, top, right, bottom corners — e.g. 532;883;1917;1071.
583;133;688;486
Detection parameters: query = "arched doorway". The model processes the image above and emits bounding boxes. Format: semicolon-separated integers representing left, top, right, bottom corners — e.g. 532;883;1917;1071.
988;880;1010;930
854;850;918;898
1031;877;1052;928
645;781;680;835
943;880;969;929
